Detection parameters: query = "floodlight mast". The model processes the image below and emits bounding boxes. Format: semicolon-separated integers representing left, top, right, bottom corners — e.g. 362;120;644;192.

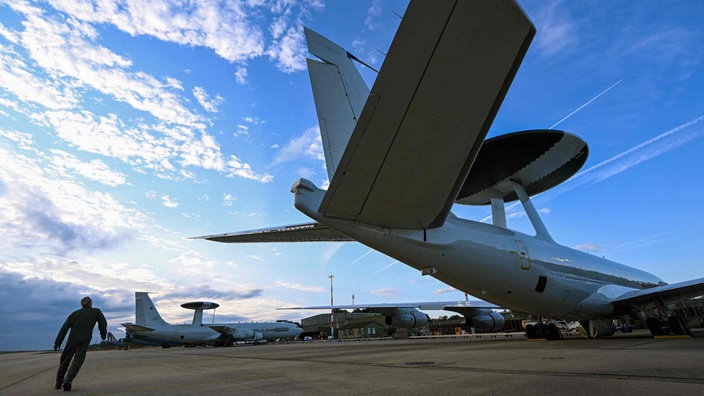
329;274;335;339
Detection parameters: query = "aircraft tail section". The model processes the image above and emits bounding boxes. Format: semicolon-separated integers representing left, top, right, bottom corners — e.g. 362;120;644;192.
135;292;169;327
304;27;370;180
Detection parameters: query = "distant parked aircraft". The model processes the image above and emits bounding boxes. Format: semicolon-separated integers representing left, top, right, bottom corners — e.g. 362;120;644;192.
282;300;505;331
122;292;302;347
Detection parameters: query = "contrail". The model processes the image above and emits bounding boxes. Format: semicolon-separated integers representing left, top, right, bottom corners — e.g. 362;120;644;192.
372;260;397;275
574;113;704;183
550;79;622;129
350;249;375;265
544;113;704;200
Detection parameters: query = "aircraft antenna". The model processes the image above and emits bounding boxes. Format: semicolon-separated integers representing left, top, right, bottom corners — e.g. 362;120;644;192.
347;52;379;73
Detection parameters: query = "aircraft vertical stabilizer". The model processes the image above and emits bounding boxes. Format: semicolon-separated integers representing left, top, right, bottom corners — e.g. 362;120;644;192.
135;292;168;327
304;27;370;180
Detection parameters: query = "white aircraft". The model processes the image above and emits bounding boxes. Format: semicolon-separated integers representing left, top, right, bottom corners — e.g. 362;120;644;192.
281;301;505;332
195;0;704;339
122;292;302;346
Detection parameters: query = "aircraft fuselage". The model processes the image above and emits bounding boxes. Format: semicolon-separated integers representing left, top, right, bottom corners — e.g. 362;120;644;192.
129;324;221;346
293;178;663;320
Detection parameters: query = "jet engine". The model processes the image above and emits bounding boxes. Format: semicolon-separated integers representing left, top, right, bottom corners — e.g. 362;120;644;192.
465;310;505;331
586;319;615;338
385;309;429;328
223;327;264;341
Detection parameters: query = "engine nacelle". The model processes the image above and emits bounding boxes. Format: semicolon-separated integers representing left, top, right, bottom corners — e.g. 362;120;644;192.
385;309;429;328
587;319;615;338
466;310;505;331
225;327;264;341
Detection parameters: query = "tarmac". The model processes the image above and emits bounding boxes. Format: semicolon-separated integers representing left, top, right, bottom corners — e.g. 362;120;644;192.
2;331;703;395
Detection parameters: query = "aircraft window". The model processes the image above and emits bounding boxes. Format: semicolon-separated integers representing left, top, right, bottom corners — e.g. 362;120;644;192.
535;276;547;293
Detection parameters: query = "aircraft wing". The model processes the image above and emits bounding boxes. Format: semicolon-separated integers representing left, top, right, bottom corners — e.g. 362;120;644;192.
121;323;154;332
207;325;235;335
279;300;499;311
193;222;353;243
318;0;535;229
611;278;704;306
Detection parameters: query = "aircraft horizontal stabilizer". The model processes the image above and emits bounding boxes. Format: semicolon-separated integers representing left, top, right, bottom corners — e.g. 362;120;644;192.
193;222;353;243
611;277;704;306
318;0;535;229
121;323;154;332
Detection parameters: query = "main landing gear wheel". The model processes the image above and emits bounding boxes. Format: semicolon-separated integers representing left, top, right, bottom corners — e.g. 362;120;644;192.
525;324;539;339
546;323;562;340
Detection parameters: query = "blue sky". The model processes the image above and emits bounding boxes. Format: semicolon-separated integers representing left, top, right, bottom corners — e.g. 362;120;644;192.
1;0;702;351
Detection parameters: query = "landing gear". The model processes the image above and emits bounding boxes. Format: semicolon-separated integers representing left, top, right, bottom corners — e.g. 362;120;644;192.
645;316;691;336
668;316;691;335
546;323;562;340
645;297;692;337
525;324;539;339
645;317;666;336
524;322;562;340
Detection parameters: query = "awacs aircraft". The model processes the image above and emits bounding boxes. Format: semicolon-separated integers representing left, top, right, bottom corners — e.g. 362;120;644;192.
195;0;704;339
281;301;505;332
122;292;302;346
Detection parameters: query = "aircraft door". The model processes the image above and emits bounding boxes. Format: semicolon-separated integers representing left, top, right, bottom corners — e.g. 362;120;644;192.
514;240;530;270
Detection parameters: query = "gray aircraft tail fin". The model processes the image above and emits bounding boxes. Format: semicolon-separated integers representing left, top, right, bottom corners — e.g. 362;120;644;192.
304;27;370;180
135;292;169;327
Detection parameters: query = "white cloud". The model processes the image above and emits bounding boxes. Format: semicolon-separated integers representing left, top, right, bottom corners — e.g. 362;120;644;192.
49;149;127;186
531;1;576;57
0;22;20;43
193;86;224;113
365;0;384;31
369;288;399;297
225;154;273;182
266;26;307;73
432;287;457;295
46;0;266;63
223;194;236;207
36;109;272;182
234;67;248;84
0;145;145;258
273;126;324;166
243;116;264;125
160;195;178;208
5;3;204;126
275;281;324;292
235;124;249;136
0;43;79;109
0;128;33;150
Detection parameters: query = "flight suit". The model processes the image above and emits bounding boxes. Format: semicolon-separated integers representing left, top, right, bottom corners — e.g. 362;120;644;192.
54;306;108;387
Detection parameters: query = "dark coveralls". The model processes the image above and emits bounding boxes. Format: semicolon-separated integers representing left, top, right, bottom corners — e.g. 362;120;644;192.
54;306;107;386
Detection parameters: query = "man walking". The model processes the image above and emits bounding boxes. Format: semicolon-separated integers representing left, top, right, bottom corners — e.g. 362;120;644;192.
54;296;108;391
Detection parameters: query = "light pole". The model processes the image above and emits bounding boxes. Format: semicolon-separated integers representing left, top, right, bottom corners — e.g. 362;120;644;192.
329;274;335;339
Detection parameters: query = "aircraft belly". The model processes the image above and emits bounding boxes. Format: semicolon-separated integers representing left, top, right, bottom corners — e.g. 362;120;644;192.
329;219;601;317
296;184;629;320
317;218;541;314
